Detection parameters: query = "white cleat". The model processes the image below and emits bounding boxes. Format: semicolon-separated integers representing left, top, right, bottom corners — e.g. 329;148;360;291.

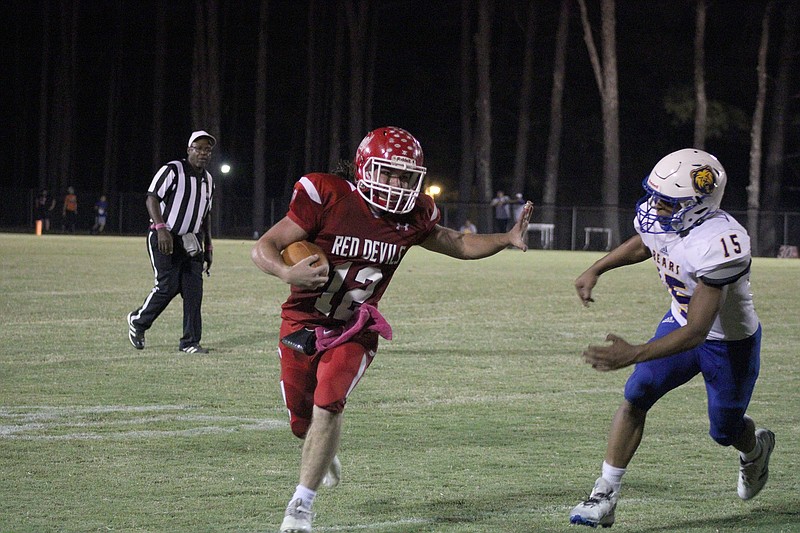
570;477;618;528
738;428;775;500
322;454;341;488
280;498;313;533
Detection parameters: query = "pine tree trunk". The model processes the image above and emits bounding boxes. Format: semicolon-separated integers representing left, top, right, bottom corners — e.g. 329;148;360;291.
760;2;794;256
304;0;319;174
191;2;206;130
205;0;221;141
364;6;379;132
578;0;621;245
747;1;774;256
344;1;369;152
103;0;123;196
38;1;50;189
53;0;78;197
511;2;536;198
475;0;494;233
542;0;569;225
693;0;707;149
152;2;166;171
457;0;474;229
599;0;620;245
327;5;345;170
252;0;269;237
190;0;222;232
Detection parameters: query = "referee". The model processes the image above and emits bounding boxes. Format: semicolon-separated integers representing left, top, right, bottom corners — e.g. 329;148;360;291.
127;130;216;353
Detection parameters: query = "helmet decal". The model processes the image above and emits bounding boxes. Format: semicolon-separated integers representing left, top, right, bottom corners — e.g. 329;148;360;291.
636;149;727;235
691;166;716;195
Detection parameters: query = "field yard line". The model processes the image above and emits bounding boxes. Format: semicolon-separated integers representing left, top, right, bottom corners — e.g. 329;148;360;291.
0;404;194;419
1;414;281;426
0;404;288;440
2;422;288;440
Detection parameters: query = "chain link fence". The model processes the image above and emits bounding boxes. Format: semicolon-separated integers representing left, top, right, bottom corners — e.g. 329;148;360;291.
4;188;799;257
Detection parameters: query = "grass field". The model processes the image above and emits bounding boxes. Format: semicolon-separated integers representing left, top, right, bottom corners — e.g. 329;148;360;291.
0;233;798;532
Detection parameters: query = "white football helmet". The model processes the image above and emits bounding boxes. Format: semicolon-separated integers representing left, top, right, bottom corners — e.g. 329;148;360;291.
636;148;727;233
354;127;426;214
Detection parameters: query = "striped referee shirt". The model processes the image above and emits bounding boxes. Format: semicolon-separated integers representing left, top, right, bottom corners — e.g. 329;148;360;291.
147;159;214;236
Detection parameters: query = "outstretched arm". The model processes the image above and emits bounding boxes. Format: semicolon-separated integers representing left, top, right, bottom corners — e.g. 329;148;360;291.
583;279;722;371
575;234;651;306
420;201;533;259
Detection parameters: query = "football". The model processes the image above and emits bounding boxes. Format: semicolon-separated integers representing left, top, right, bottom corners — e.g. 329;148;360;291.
281;240;329;268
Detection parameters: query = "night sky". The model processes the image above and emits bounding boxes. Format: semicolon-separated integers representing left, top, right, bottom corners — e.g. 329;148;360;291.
3;0;798;215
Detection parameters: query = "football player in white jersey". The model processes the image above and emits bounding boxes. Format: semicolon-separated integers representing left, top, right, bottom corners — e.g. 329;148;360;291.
569;149;775;528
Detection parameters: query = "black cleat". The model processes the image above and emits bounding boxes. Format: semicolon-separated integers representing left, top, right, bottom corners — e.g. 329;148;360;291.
179;344;209;354
127;312;145;350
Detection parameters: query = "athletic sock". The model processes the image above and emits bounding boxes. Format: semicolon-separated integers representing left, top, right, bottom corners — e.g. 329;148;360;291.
740;438;762;463
291;485;317;509
601;461;626;493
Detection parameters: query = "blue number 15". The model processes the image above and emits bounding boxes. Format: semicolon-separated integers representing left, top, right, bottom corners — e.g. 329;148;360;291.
720;234;742;257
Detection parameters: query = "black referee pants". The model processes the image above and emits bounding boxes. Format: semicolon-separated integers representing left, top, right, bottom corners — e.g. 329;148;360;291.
129;230;204;349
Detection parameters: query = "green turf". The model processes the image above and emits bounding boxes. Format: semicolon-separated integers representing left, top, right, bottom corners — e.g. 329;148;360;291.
0;233;798;532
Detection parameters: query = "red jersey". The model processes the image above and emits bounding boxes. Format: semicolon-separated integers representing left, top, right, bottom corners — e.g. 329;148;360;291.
282;173;440;327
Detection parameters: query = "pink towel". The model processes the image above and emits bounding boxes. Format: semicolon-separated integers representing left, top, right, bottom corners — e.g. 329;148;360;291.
314;303;392;352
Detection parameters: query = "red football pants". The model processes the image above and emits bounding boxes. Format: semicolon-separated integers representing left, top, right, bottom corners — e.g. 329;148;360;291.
278;321;377;438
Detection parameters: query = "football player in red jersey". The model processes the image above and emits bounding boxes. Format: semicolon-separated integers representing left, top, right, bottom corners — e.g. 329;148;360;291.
252;126;533;533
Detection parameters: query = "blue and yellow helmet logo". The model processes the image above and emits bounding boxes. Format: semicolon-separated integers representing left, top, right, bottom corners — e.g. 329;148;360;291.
691;166;716;195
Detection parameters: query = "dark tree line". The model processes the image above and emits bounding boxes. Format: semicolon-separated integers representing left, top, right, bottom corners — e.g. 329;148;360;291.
10;0;799;254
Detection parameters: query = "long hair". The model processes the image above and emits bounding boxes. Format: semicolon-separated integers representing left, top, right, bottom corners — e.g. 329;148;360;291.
332;159;356;182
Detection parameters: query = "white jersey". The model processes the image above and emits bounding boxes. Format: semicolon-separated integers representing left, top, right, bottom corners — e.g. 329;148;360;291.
636;209;759;341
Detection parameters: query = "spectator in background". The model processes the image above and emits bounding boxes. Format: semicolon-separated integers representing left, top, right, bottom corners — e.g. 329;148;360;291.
459;219;477;234
490;190;511;233
511;193;526;222
34;188;56;232
92;194;109;234
62;186;78;233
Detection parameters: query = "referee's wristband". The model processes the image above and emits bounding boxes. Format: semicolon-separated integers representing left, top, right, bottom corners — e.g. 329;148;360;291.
152;223;167;230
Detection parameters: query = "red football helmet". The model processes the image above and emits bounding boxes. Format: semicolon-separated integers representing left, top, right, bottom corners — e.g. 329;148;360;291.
354;126;426;214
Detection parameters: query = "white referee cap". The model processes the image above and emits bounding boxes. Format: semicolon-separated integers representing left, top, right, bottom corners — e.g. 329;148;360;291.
188;130;216;147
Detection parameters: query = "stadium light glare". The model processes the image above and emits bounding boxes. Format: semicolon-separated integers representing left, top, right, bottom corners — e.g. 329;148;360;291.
425;185;441;199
